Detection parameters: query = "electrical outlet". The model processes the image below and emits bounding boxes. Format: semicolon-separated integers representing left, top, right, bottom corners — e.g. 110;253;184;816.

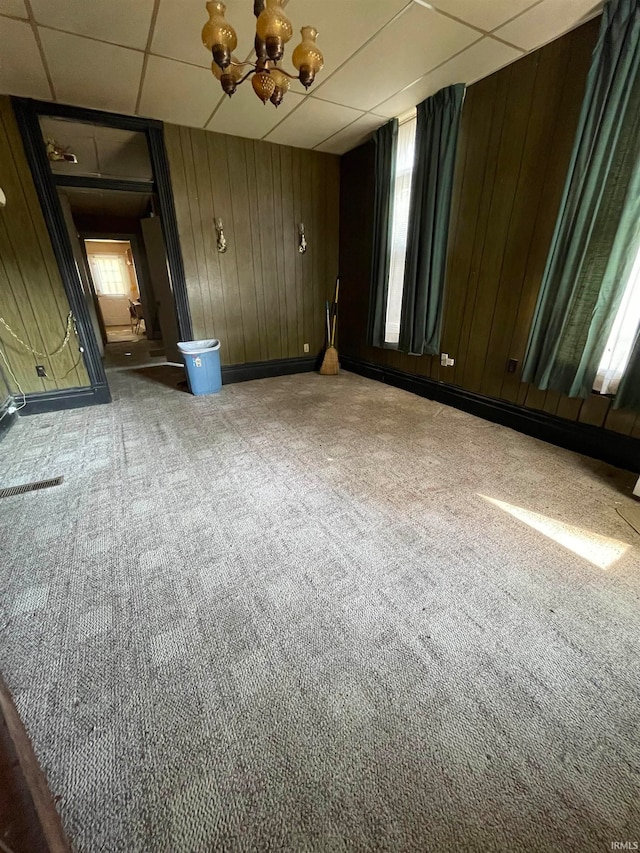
36;365;47;377
507;358;518;373
303;343;309;353
440;353;455;367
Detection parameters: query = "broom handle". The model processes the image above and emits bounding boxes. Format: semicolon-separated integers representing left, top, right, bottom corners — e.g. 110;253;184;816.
326;301;331;344
331;314;337;348
334;278;340;309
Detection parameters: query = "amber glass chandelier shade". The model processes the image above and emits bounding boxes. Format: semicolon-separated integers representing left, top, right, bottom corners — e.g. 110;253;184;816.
211;57;241;80
202;1;238;69
256;0;293;61
269;68;290;92
212;58;241;95
252;70;276;103
269;67;290;106
292;26;323;87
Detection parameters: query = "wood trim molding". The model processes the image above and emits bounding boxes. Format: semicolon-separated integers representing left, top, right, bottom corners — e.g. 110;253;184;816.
146;124;193;342
0;673;71;852
22;384;110;415
340;355;640;472
11;96;194;371
222;355;318;384
11;97;110;395
19;99;163;132
52;175;154;193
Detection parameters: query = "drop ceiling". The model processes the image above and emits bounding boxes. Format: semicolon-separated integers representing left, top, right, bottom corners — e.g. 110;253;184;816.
0;0;603;155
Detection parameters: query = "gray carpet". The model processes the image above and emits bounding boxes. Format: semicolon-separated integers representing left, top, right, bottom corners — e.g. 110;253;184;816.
0;368;639;852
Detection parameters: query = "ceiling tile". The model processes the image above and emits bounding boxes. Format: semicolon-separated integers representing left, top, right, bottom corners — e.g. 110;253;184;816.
138;55;218;128
152;0;265;69
493;0;603;51
31;0;155;50
206;83;305;140
0;18;50;99
40;30;143;113
265;97;363;149
312;3;478;111
0;0;28;18
286;0;408;95
375;36;522;118
314;112;387;155
429;0;541;32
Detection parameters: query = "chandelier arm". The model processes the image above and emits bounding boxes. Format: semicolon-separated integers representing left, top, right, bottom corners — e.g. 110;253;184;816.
229;59;258;70
236;67;258;85
268;66;301;81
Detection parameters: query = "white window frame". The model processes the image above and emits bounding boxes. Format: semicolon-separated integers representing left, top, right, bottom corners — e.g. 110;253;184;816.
384;113;417;346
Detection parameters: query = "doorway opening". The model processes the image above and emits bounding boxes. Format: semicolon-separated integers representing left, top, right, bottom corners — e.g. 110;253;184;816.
85;238;145;344
41;115;184;380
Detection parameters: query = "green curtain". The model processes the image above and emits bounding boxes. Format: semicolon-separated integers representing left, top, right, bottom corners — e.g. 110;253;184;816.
398;84;464;356
367;118;398;349
522;0;640;402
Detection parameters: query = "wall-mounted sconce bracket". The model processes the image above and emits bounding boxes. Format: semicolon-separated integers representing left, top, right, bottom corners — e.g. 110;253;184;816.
214;218;227;253
298;222;307;254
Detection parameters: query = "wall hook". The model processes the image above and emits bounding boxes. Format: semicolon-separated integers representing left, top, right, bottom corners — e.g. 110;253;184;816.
298;222;307;254
214;218;227;253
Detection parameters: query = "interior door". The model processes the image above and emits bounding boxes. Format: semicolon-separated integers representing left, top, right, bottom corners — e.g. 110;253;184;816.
140;215;181;363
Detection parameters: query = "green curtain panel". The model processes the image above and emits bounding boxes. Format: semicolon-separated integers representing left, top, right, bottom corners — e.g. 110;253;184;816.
367;118;398;349
398;84;464;356
522;0;640;404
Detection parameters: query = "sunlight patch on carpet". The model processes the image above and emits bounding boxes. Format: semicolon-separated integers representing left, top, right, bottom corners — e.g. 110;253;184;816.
479;494;630;570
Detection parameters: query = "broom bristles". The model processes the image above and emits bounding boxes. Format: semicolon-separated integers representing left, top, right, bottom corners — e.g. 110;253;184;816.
319;345;339;375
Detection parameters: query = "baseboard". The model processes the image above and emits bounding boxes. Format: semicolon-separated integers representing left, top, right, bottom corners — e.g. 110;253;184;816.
22;383;111;415
222;355;318;384
340;355;640;472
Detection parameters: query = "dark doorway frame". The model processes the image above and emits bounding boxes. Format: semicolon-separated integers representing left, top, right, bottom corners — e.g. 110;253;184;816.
12;98;192;406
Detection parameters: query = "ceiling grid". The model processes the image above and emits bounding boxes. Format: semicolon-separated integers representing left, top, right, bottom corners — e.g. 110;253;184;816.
0;0;603;154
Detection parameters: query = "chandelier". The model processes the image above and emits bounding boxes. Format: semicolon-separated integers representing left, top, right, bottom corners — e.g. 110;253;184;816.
202;0;324;107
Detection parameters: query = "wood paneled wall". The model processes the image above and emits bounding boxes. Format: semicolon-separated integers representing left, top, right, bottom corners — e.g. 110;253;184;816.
0;97;88;394
339;19;640;438
165;125;340;365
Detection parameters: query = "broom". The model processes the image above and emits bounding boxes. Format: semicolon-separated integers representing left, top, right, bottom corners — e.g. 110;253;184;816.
320;278;340;375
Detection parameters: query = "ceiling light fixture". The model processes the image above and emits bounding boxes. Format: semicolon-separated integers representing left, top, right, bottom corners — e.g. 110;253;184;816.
202;0;324;107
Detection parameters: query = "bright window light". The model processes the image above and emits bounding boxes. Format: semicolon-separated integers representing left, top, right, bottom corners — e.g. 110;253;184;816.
384;114;416;345
594;242;640;395
479;494;630;570
88;254;130;297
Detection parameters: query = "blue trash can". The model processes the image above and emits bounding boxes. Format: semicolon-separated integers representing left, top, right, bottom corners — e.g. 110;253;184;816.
178;339;222;395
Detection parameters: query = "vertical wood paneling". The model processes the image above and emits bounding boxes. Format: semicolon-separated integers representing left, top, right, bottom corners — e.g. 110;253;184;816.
453;69;511;388
462;54;539;393
0;97;88;394
481;40;567;401
165;125;339;365
191;129;223;352
208;132;244;364
325;155;340;344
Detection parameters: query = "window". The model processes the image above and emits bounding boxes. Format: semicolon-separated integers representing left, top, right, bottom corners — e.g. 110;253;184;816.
88;253;130;296
593;244;640;395
384;114;416;345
